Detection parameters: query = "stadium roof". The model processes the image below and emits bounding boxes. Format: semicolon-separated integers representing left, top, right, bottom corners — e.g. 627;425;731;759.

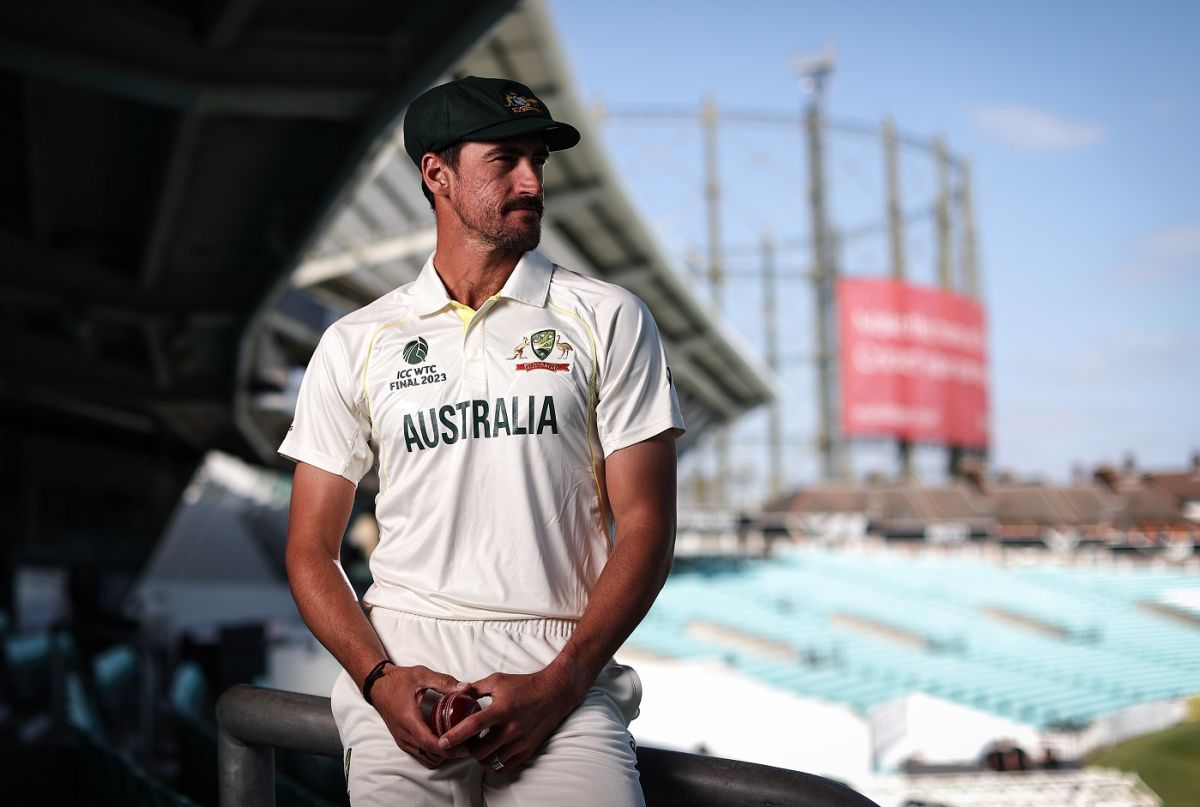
0;0;518;552
244;0;775;458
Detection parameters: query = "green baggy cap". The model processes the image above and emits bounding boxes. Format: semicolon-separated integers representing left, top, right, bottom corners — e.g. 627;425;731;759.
403;76;581;166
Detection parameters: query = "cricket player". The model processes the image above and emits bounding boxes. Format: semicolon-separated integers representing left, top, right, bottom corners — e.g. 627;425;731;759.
282;75;684;806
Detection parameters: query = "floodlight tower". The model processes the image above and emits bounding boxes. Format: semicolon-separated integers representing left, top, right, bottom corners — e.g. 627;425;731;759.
701;95;731;506
795;46;845;481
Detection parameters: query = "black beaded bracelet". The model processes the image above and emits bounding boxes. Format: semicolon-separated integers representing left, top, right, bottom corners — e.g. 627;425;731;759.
362;659;392;706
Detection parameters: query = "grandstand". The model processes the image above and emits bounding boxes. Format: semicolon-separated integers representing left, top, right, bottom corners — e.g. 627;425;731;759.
757;456;1200;557
862;768;1161;807
621;543;1200;782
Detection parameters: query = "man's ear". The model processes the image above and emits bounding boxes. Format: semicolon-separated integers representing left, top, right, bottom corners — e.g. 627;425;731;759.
421;153;450;199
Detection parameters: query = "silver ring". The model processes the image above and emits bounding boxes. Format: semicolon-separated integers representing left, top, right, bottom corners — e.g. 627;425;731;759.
489;753;504;771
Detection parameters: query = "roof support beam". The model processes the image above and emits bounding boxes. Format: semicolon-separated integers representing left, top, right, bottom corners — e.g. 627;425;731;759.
291;227;436;287
0;228;241;313
202;0;261;50
140;112;202;289
142;321;173;389
543;180;603;216
265;310;321;351
669;352;743;421
604;263;654;288
0;43;374;119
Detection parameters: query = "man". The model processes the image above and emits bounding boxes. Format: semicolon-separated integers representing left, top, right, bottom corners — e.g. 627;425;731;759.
280;75;684;807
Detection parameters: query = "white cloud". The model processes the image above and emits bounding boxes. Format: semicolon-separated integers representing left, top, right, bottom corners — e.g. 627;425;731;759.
1145;223;1200;262
1023;327;1193;383
1115;223;1200;283
1147;97;1182;119
969;104;1104;151
1112;328;1184;353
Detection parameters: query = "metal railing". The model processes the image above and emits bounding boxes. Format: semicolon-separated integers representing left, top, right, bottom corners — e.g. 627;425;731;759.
217;685;879;806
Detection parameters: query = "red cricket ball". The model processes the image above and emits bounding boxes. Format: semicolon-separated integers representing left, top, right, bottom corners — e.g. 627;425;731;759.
428;691;481;737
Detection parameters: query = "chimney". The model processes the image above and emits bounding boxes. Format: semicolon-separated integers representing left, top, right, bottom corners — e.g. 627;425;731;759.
1094;465;1119;492
960;457;987;495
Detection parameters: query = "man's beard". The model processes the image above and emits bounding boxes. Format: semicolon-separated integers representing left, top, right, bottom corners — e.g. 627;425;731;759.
456;195;543;253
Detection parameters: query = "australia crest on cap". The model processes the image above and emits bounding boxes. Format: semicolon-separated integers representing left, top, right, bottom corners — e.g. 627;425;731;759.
505;90;543;114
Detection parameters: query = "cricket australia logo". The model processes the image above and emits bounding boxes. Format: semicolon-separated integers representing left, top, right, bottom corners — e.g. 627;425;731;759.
505;90;543;114
510;329;572;372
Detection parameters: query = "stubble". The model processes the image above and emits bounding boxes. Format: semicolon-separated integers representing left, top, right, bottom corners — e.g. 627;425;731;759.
453;191;543;254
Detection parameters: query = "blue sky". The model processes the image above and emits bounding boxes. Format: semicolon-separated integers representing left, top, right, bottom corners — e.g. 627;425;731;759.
548;0;1199;494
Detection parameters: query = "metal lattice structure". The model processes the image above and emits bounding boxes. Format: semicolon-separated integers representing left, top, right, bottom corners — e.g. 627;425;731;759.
593;80;983;503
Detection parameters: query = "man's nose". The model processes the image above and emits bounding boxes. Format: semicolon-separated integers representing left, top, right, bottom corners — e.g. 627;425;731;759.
514;158;544;196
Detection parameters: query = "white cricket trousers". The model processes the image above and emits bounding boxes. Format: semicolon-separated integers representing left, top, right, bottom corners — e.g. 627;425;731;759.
331;607;646;807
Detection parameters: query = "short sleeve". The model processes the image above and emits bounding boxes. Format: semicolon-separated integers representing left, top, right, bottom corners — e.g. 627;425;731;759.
595;294;686;456
278;327;375;484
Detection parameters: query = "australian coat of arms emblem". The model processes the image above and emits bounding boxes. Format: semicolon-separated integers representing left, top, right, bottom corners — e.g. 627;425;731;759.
505;90;543;114
512;329;572;371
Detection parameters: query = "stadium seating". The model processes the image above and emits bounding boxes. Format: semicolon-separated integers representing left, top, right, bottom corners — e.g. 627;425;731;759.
627;548;1200;729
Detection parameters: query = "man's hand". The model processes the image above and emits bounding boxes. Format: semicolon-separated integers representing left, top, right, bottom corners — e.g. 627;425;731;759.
433;431;677;776
369;664;472;769
435;662;588;776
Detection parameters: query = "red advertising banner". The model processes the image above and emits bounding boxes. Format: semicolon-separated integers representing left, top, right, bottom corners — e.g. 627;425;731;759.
838;278;989;448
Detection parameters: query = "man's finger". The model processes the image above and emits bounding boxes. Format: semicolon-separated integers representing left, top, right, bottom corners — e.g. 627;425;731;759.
489;752;526;777
464;672;503;697
412;711;474;759
409;726;470;763
437;705;504;751
481;744;535;777
414;667;464;695
396;739;442;770
388;702;465;759
466;724;514;762
414;721;457;756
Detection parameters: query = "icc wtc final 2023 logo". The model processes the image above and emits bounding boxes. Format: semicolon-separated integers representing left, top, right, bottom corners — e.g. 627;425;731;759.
511;329;572;372
390;336;447;390
402;337;429;364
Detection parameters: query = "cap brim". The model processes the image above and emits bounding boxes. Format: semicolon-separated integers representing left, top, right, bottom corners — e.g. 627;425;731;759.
458;117;581;152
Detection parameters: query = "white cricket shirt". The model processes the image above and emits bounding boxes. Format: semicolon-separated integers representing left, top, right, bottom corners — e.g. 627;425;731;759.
279;249;685;620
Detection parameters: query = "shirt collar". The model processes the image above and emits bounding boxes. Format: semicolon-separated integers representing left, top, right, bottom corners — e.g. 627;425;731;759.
410;249;554;316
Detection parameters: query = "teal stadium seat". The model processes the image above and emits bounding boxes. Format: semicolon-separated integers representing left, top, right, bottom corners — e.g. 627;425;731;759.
631;547;1200;728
